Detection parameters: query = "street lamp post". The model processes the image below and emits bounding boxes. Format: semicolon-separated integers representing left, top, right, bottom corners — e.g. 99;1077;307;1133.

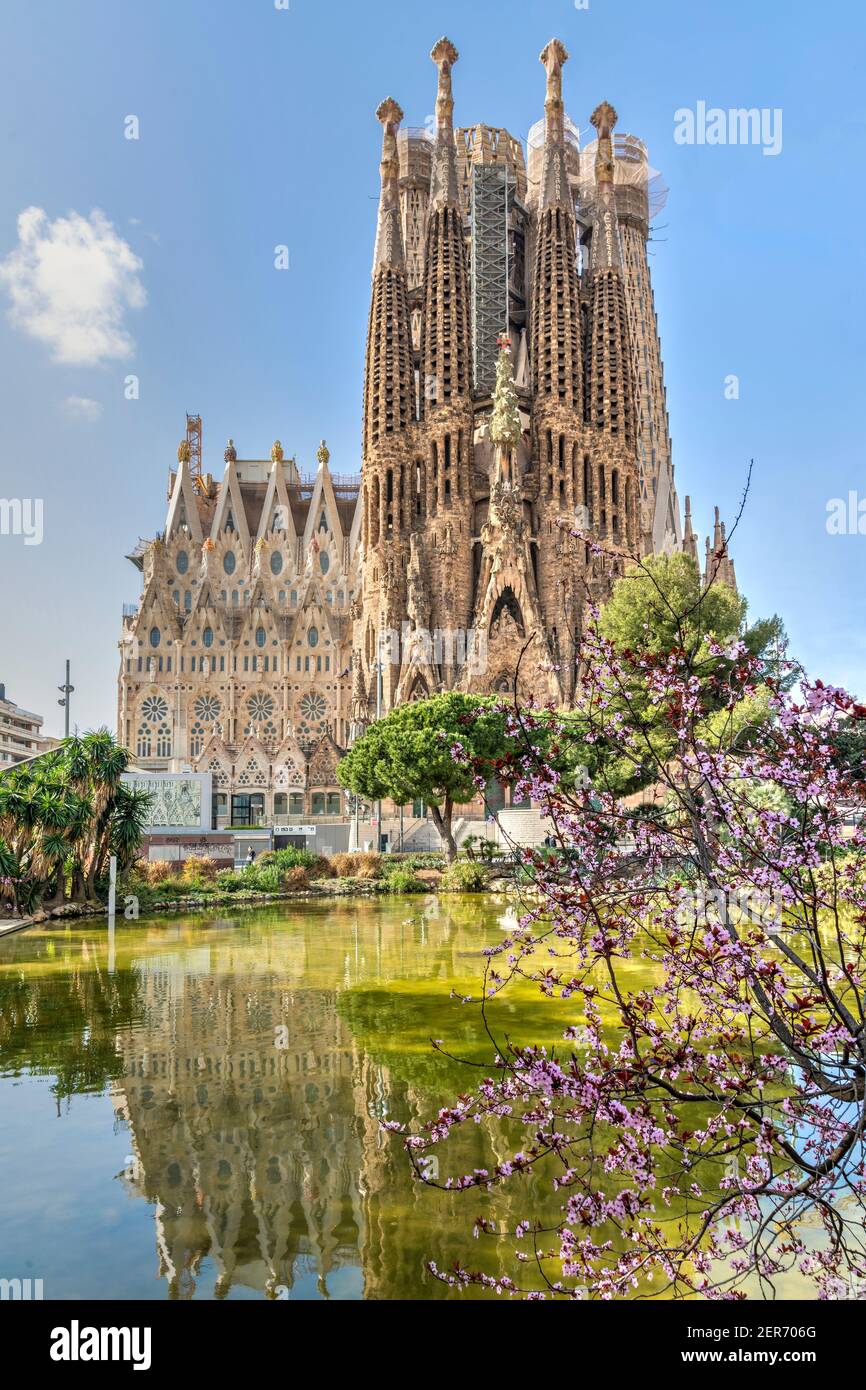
57;659;74;738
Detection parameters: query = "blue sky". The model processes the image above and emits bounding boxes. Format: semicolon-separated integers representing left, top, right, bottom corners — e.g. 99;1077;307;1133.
0;0;864;734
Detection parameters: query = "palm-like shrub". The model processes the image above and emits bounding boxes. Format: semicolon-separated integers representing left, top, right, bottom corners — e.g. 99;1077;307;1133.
0;730;151;911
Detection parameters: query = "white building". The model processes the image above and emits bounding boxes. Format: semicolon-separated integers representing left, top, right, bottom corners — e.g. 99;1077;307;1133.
0;683;57;767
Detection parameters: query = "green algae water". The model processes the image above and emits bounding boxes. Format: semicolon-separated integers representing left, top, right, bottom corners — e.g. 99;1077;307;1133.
0;894;577;1301
0;895;818;1301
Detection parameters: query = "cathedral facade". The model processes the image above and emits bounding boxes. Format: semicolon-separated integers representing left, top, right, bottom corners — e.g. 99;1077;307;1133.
117;36;733;825
351;36;709;720
117;435;360;825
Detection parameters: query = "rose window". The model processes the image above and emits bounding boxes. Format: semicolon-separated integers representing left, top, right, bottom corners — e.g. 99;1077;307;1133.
141;695;169;723
297;692;328;743
194;694;222;722
246;693;275;722
299;693;326;722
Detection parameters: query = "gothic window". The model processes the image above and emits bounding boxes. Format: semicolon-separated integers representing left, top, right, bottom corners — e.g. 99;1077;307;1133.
149;627;160;648
289;793;304;816
207;757;228;788
223;551;236;575
320;551;330;574
136;725;152;758
236;759;267;789
326;792;342;815
141;695;169;723
155;724;172;757
176;550;189;575
190;722;206;757
308;626;319;648
255;626;266;648
184;591;191;611
274;793;288;817
270;550;283;575
203;627;214;647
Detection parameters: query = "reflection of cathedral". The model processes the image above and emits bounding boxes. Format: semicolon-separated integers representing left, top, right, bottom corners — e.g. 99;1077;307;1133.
109;906;536;1299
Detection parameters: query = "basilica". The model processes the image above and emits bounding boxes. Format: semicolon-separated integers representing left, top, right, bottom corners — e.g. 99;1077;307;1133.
116;36;734;828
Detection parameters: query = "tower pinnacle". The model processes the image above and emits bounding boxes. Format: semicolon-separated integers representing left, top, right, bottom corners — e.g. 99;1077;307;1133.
537;39;571;210
540;39;568;125
683;495;698;563
589;101;623;272
430;38;460;208
373;98;405;271
590;101;618;182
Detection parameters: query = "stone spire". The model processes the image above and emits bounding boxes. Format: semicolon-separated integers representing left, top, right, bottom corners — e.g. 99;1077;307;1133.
538;38;570;210
530;39;581;408
720;521;738;591
420;37;472;413
373;98;406;272
363;98;415;453
588;101;623;273
683;495;698;564
703;506;738;591
429;37;460;209
585;101;635;451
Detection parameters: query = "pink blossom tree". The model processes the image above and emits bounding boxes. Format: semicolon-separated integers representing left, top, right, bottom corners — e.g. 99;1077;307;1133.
389;562;866;1301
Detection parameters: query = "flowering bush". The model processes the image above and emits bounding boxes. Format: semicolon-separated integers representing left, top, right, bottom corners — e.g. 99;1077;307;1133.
393;594;866;1301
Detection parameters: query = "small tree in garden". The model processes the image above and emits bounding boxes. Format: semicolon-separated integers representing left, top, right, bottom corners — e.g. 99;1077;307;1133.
591;551;787;795
388;572;866;1300
337;693;516;861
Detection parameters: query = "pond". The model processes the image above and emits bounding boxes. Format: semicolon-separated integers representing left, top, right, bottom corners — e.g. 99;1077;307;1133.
0;893;595;1301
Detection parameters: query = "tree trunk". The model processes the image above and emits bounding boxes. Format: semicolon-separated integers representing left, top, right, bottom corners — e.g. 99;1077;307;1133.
69;865;87;904
430;799;458;863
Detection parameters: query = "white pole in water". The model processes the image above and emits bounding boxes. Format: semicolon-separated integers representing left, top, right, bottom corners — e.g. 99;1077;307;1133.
107;854;117;974
108;855;117;920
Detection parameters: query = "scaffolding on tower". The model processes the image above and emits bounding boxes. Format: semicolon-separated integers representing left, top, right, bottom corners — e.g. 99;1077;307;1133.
469;162;516;396
186;413;203;477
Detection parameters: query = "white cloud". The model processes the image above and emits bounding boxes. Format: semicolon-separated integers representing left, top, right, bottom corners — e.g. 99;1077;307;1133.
62;395;103;422
0;207;146;365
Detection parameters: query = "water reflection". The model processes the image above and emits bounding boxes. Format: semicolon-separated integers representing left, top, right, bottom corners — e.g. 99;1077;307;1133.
0;899;557;1300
